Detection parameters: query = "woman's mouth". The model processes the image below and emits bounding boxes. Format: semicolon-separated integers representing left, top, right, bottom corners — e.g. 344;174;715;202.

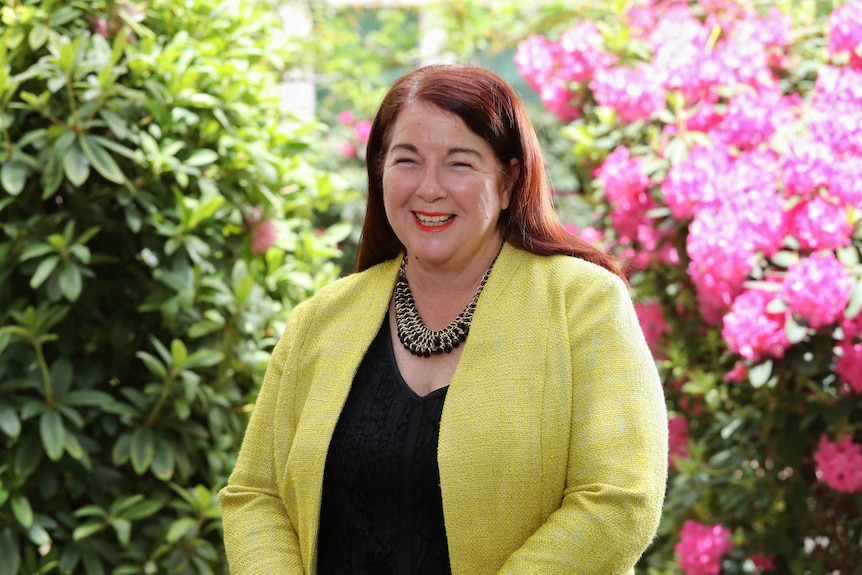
414;212;455;231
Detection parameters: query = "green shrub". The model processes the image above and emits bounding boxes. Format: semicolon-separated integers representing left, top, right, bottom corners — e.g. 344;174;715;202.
0;1;353;573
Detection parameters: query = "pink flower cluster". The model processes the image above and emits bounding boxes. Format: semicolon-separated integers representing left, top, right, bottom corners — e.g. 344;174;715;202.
814;433;862;493
675;520;733;575
668;414;690;470
243;206;278;255
334;109;372;159
828;0;862;68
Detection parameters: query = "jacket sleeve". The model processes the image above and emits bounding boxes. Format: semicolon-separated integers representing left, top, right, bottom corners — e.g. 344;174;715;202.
496;273;668;575
218;310;306;574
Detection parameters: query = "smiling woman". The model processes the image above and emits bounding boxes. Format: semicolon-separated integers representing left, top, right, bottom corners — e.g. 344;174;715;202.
219;64;668;575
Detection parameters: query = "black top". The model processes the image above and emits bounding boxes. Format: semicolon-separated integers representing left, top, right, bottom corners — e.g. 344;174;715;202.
317;315;451;575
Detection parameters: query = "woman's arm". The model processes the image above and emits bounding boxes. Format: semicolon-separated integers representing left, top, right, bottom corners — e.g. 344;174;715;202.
219;312;306;574
496;273;668;575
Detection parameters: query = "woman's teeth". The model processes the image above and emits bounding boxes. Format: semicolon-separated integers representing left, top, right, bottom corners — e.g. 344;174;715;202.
416;214;454;226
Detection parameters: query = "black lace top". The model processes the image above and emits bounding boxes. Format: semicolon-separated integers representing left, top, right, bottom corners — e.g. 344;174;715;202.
317;315;451;575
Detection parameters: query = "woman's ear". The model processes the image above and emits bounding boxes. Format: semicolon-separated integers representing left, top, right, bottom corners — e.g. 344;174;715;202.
501;158;519;210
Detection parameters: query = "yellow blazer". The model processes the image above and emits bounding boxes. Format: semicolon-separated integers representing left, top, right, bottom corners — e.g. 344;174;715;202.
219;243;668;575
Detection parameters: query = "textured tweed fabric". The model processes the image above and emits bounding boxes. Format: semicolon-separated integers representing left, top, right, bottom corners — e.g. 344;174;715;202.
219;242;669;575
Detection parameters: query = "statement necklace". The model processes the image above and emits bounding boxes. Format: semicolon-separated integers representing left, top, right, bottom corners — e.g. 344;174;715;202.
394;254;496;357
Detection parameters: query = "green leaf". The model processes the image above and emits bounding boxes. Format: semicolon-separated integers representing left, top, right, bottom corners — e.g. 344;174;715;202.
130;427;155;475
112;517;132;546
11;495;34;529
19;243;56;261
845;280;862;320
165;517;197;543
63;390;113;406
120;499;164;520
39;410;65;461
63;431;84;460
785;315;808;344
30;255;60;289
57;260;83;301
0;404;21;438
749;360;773;388
80;134;125;184
0;527;21;575
28;24;49;51
171;339;188;367
43;151;65;199
63;143;90;187
184;349;223;369
185;149;219;166
112;432;131;466
152;436;175;481
0;160;27;196
27;523;51;547
72;519;104;541
13;433;42;477
136;351;167;378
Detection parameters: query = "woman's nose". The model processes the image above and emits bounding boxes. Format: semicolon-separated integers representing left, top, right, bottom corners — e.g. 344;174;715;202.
416;167;446;202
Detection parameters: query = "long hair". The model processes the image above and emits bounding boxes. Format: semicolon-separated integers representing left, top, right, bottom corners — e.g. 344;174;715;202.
354;64;625;283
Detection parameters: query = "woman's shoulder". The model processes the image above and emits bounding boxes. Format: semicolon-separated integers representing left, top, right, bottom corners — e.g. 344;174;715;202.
289;257;400;321
510;245;625;290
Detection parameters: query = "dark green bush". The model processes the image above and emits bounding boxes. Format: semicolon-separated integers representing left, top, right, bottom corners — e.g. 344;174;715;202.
0;1;353;573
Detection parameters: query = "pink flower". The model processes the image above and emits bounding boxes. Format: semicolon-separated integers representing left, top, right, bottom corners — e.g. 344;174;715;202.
539;81;582;122
662;141;730;220
723;361;747;382
782;252;852;329
722;288;790;361
751;553;776;572
714;88;790;150
675;520;733;575
781;138;836;199
590;65;665;123
337;110;355;126
338;140;357;159
828;0;862;68
814;433;862;493
668;415;690;470
836;340;862;395
515;35;562;91
783;196;852;252
635;301;668;356
597;147;652;206
354;119;373;142
243;206;278;255
558;21;616;82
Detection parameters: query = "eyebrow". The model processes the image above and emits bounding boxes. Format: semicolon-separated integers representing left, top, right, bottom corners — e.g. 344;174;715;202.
388;143;484;158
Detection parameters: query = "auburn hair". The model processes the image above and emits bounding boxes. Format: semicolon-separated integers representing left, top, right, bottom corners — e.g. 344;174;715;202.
354;64;625;283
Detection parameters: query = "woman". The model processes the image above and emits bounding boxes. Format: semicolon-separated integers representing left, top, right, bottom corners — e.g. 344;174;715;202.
219;64;668;575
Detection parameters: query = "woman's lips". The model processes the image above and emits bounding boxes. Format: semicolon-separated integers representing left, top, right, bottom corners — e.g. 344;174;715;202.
413;212;455;231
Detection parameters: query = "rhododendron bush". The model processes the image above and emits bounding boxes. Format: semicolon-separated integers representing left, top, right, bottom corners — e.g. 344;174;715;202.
517;0;862;573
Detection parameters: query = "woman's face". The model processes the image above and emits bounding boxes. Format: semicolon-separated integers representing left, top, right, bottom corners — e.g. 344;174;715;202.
382;102;514;273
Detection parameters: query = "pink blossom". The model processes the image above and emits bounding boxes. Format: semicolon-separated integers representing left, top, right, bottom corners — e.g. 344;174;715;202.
751;553;776;571
354;119;373;142
668;414;690;470
590;65;665;123
662;141;730;220
675;520;733;575
722;288;790;361
687;187;784;324
515;35;562;91
597;147;651;206
337;110;355;126
809;67;862;156
836;340;862;395
782;252;852;329
714;88;790;150
635;301;668;356
338;140;357;159
243;206;278;255
828;0;862;68
830;158;862;208
783;196;852;252
780;138;836;199
723;361;747;382
558;21;616;82
539;81;582;122
814;433;862;493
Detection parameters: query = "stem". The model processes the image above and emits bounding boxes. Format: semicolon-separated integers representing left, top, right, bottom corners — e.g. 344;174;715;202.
145;369;175;426
32;339;54;408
